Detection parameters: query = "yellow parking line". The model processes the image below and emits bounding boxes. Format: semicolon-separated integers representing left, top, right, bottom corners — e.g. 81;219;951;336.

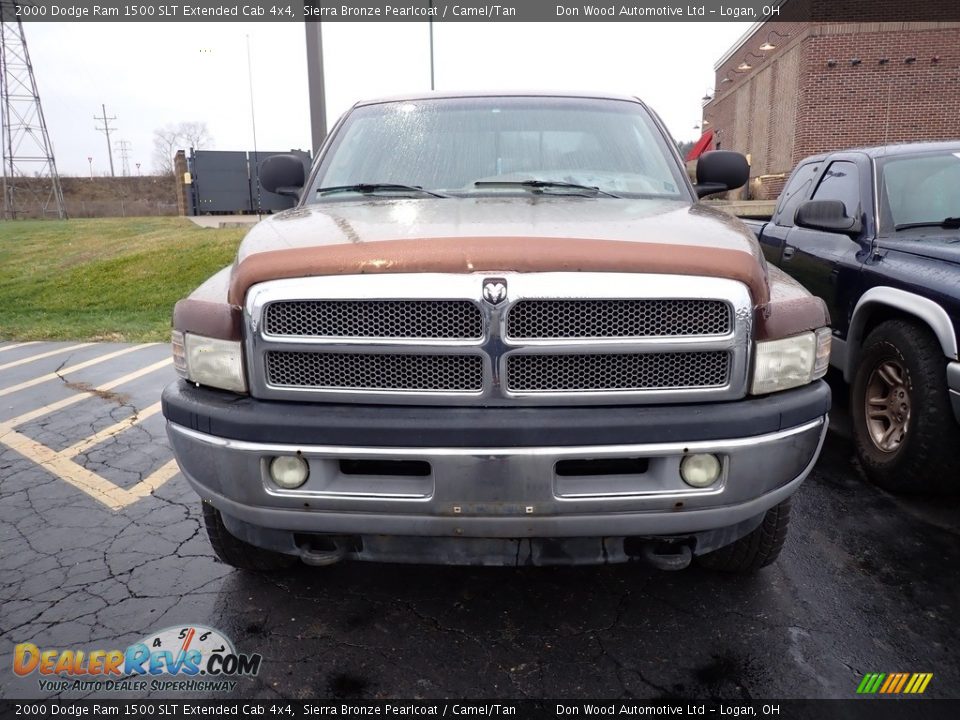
0;341;41;354
1;432;180;510
124;459;182;503
0;357;177;510
0;344;160;398
0;343;94;372
2;429;133;510
63;401;163;458
0;358;172;437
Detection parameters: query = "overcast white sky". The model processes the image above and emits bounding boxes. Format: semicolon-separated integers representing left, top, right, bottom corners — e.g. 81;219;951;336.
26;21;752;176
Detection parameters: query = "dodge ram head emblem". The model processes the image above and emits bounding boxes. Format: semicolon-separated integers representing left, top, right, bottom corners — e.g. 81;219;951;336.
482;278;507;305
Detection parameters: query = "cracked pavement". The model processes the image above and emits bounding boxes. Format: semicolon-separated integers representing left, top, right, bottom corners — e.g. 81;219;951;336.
1;342;958;700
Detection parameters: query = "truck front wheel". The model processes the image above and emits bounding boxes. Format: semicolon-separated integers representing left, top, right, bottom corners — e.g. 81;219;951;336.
851;320;960;494
202;502;298;571
695;499;791;573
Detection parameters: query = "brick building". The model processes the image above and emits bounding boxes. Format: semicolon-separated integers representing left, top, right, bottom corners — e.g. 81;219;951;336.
703;19;960;199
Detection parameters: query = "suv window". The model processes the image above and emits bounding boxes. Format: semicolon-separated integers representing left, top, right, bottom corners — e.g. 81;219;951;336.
773;161;819;227
811;161;861;217
878;151;960;234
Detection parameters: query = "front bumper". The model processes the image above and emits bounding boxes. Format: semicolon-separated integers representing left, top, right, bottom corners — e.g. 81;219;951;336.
163;381;830;564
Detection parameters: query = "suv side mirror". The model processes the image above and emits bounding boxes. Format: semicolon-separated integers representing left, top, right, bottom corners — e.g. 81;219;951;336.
794;199;862;234
259;154;305;197
694;151;750;198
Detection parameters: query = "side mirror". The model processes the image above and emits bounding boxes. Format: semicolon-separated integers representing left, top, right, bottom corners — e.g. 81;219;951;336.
694;151;750;198
794;199;862;234
259;154;305;197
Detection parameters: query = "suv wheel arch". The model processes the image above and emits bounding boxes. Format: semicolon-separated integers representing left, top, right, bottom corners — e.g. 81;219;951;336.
843;287;957;382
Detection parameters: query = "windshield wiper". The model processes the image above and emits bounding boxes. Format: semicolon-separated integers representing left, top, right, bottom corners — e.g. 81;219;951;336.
895;217;960;231
316;184;450;198
473;180;621;198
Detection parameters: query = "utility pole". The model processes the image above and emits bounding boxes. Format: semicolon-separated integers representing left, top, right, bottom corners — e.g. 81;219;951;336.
94;104;116;177
115;139;131;176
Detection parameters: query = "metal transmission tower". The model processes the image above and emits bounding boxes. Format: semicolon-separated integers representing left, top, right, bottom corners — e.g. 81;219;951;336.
0;3;65;219
115;139;131;176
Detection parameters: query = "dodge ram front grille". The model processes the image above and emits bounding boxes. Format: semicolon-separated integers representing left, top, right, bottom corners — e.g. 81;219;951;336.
506;352;730;392
246;273;752;406
265;351;484;392
264;300;483;339
506;299;732;339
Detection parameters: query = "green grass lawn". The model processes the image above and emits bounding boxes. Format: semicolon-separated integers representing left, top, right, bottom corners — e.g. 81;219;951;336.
0;217;247;342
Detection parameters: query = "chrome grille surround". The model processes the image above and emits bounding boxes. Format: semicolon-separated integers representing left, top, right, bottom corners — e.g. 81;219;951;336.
245;273;753;406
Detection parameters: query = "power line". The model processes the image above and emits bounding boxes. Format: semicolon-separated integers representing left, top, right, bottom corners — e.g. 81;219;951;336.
94;103;117;177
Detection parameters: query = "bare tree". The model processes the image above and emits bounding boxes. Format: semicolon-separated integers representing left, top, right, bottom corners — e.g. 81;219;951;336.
152;122;214;175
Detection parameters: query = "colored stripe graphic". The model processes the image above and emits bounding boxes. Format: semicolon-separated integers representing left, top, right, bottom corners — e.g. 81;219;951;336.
857;672;932;694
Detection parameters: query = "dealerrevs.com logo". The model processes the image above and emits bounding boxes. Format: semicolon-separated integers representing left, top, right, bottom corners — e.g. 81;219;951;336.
13;625;261;693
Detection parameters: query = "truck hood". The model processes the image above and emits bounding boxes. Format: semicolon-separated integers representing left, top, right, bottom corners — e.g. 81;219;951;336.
880;237;960;267
228;197;769;306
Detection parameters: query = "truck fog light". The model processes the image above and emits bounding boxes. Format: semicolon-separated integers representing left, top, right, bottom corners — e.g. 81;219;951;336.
270;455;309;489
680;454;722;488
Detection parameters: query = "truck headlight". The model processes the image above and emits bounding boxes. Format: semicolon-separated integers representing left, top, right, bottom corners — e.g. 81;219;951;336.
751;328;831;395
172;331;247;393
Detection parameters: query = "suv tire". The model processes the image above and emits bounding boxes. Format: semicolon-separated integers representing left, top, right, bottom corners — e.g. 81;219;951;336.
696;499;791;573
851;320;960;494
202;502;298;571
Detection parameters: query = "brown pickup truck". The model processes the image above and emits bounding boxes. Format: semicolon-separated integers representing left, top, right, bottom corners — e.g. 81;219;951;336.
161;92;831;573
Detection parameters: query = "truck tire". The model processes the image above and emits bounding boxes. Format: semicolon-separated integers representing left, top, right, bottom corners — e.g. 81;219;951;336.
202;502;298;571
696;500;791;572
850;320;960;494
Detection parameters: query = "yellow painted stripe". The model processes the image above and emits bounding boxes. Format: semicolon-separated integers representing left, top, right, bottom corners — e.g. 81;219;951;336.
893;674;909;693
1;429;132;510
0;343;93;372
0;344;160;398
124;459;182;503
0;341;40;354
879;674;896;693
0;359;172;435
904;674;919;693
0;431;181;510
62;402;163;458
0;358;178;510
917;674;933;694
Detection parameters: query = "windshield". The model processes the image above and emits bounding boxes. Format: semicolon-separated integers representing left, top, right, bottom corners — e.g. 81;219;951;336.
878;150;960;235
307;96;689;201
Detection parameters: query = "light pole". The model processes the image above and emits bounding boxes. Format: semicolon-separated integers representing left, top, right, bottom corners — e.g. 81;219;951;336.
305;23;327;152
429;0;435;90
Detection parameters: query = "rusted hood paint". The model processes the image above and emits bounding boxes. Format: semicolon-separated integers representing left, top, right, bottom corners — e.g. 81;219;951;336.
228;198;770;306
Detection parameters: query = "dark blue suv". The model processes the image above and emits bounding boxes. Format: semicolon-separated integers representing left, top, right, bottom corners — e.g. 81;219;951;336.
749;141;960;494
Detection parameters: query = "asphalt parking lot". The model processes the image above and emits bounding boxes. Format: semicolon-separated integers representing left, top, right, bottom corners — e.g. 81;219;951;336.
1;341;958;700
